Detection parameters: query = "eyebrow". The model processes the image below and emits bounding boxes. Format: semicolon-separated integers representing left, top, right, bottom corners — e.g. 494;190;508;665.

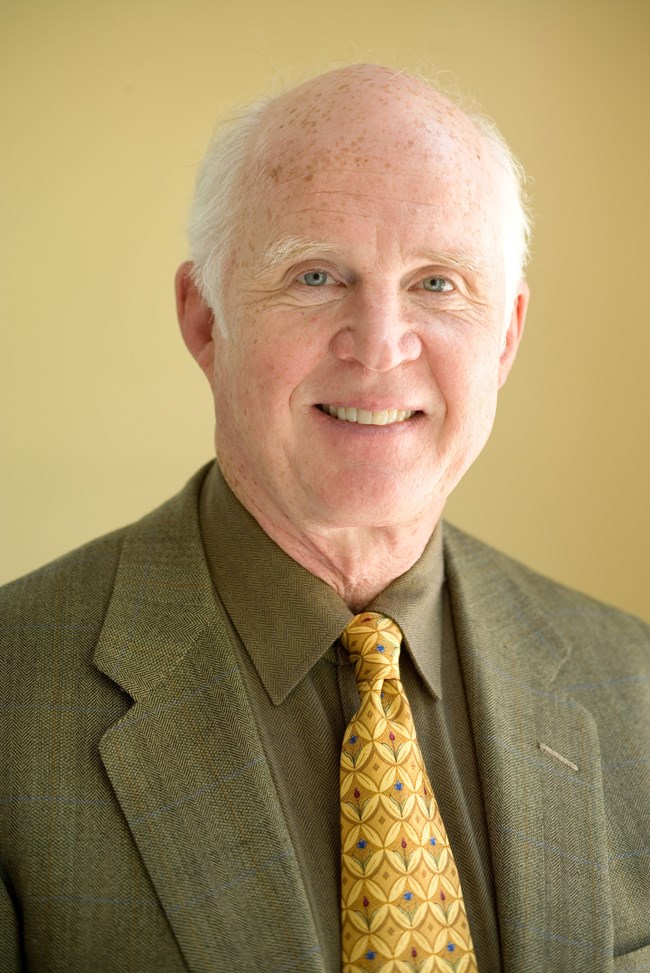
254;237;343;281
419;250;489;276
255;235;490;281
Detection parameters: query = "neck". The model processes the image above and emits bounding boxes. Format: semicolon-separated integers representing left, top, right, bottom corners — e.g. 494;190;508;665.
224;473;442;611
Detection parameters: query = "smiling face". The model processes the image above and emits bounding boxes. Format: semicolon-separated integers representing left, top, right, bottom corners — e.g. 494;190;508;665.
191;66;527;538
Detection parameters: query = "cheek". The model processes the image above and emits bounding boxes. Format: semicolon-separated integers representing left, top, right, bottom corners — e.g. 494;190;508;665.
250;311;325;384
425;330;502;420
221;324;308;423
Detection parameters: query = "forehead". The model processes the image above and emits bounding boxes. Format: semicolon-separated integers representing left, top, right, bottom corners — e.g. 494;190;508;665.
239;67;505;263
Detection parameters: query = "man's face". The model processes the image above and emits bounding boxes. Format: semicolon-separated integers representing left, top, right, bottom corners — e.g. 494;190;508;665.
199;69;527;538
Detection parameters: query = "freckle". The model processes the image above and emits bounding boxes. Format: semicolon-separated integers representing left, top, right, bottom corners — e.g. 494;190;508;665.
304;173;313;182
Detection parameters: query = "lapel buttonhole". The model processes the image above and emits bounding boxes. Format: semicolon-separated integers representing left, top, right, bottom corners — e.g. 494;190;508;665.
537;741;579;772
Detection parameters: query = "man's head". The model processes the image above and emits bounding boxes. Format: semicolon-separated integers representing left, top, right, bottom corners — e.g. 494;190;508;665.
176;64;529;541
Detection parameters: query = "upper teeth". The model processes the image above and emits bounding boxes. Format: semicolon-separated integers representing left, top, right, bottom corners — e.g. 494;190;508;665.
321;405;416;425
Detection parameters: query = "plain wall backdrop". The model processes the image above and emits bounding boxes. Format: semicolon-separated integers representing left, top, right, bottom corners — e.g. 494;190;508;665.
2;0;649;621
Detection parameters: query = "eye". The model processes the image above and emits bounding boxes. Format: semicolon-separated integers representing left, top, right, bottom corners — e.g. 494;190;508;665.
422;276;453;293
298;270;331;287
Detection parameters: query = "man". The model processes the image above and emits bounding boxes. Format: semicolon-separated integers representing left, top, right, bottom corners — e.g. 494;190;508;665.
1;64;648;973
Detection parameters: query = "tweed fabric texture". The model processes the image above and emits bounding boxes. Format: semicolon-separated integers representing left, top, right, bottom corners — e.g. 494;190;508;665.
1;462;649;973
340;614;477;973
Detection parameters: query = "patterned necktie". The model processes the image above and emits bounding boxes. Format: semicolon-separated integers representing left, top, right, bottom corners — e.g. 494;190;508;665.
339;612;478;972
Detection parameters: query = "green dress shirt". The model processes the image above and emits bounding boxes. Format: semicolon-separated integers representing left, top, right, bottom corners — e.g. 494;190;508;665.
199;463;502;971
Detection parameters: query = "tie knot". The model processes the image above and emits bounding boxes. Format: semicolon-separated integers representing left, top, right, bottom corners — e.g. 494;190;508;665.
340;612;403;686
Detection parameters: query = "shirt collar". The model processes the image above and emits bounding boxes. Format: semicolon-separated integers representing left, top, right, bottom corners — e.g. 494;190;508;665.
199;462;444;704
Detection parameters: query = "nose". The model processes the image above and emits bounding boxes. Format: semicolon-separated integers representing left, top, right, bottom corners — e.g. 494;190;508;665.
329;289;422;372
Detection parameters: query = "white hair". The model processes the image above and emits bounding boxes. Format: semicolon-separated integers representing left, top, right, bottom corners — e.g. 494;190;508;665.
188;99;270;335
466;110;532;310
186;70;532;336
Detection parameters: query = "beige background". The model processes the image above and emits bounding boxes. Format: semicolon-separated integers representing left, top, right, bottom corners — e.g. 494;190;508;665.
2;0;648;621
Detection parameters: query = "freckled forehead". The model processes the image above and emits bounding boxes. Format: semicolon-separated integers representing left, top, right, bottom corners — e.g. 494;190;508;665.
254;64;491;187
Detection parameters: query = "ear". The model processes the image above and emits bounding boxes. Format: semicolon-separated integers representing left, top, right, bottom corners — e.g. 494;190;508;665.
175;261;217;380
498;278;529;388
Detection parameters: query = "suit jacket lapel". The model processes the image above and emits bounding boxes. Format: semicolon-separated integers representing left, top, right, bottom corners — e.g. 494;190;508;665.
444;525;614;973
94;470;324;973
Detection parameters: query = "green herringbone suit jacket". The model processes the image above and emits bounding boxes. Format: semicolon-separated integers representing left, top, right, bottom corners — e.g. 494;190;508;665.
1;467;649;972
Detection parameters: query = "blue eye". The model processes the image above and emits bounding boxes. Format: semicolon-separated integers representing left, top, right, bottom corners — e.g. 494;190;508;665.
422;276;452;292
300;270;330;287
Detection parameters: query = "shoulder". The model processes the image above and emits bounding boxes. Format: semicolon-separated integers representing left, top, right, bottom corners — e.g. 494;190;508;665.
0;465;211;653
442;523;650;763
442;520;650;650
0;526;126;637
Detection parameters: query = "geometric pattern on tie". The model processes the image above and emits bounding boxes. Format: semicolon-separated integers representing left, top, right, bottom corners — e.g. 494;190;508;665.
340;613;478;973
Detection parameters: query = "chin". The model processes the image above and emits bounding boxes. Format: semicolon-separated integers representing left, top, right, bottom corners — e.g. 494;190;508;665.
305;476;442;531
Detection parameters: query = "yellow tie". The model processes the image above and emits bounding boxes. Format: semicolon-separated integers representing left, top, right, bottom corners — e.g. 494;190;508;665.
339;613;478;972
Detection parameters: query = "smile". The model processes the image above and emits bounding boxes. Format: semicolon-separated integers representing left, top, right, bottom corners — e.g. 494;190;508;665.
318;405;417;425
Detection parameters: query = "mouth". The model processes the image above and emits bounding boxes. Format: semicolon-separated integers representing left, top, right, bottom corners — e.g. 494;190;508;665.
317;404;418;426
